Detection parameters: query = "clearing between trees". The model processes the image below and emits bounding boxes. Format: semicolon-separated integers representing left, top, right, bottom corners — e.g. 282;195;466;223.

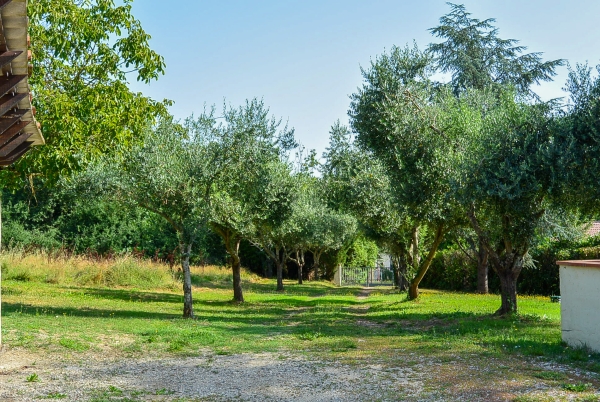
1;256;599;401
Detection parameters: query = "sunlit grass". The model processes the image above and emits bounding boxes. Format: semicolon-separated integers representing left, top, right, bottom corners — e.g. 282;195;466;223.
0;249;262;290
1;253;599;379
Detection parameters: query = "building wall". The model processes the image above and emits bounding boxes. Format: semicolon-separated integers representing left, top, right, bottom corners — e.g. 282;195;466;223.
560;265;600;352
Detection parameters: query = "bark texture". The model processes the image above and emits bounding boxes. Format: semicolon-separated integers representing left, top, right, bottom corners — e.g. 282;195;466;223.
476;239;489;294
290;249;305;285
255;242;288;292
490;252;523;315
214;225;244;303
276;258;284;291
181;243;194;318
392;252;409;291
409;224;445;300
231;248;244;302
467;209;526;315
311;249;323;281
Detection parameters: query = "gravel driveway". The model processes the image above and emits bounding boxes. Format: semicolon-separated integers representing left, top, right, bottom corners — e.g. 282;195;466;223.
0;348;422;401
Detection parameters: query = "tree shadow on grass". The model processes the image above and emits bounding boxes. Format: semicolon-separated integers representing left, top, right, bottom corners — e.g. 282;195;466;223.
6;298;599;370
60;287;185;304
7;283;593;369
243;282;365;297
189;276;366;298
251;296;364;307
3;302;180;320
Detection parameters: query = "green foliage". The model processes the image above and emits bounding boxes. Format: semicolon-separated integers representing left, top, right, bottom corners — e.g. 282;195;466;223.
0;181;228;262
209;99;297;241
428;3;563;96
345;3;570;307
26;373;39;383
423;232;600;296
456;89;561;247
562;383;593;392
350;44;460;226
5;0;169;185
561;63;600;212
345;234;379;268
421;247;478;291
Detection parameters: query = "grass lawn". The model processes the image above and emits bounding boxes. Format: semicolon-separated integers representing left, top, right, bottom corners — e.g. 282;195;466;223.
1;256;600;401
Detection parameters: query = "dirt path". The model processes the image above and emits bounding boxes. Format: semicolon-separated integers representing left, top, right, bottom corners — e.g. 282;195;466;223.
356;287;374;300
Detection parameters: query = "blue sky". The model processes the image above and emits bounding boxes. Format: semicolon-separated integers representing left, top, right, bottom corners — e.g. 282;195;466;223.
128;1;600;157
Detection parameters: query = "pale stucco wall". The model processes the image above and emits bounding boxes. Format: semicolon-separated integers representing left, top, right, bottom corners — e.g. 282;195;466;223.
560;265;600;352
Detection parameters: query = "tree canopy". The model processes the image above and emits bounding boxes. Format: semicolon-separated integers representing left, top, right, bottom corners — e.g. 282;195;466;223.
428;3;563;96
6;0;169;185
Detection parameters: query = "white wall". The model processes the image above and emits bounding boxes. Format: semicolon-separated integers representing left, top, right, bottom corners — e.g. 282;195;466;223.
560;264;600;352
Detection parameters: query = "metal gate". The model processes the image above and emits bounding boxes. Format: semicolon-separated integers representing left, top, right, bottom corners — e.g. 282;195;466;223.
340;266;394;287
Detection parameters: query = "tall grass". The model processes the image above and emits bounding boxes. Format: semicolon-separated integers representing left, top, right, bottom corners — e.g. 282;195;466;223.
0;249;260;290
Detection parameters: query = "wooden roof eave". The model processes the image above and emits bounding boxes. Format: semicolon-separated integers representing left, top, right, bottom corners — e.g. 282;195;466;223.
0;0;44;147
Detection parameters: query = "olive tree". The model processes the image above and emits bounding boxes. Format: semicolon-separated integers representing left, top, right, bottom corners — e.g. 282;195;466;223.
427;3;564;295
248;161;297;292
453;88;564;315
208;99;297;302
349;45;466;299
322;122;417;290
78;115;217;318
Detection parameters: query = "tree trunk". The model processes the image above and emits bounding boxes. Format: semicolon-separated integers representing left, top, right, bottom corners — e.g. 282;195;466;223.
476;239;489;294
496;267;519;315
296;249;304;285
467;208;525;315
214;226;244;303
262;245;286;291
409;224;445;300
397;258;409;291
490;250;524;315
288;249;305;285
231;237;244;302
411;226;420;268
312;250;322;281
392;252;408;291
276;262;284;291
0;195;2;346
391;256;400;289
180;243;194;318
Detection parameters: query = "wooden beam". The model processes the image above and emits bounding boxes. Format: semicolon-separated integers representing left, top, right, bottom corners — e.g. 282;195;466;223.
0;0;12;10
0;50;21;68
1;107;27;119
0;92;27;116
0;115;24;136
0;119;29;148
0;141;31;166
0;74;26;98
0;131;31;157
